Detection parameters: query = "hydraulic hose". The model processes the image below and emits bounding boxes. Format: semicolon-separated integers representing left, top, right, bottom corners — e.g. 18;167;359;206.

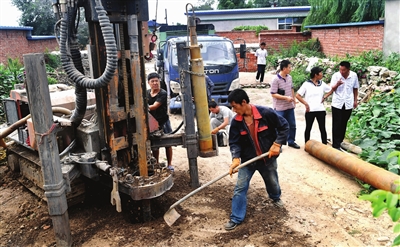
68;6;87;125
59;0;117;89
170;121;184;134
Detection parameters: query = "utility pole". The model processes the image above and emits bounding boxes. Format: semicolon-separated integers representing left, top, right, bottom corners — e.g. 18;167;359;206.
23;53;72;247
165;9;168;25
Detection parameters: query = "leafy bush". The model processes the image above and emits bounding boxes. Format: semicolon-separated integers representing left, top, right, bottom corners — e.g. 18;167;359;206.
280;39;324;58
232;25;268;36
359;181;400;246
44;51;61;70
290;65;309;91
347;85;400;174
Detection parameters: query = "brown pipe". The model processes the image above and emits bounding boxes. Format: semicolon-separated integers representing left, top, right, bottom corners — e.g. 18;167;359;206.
0;107;72;147
305;140;400;194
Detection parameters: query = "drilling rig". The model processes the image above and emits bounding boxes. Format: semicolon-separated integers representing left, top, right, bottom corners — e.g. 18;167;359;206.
2;0;217;229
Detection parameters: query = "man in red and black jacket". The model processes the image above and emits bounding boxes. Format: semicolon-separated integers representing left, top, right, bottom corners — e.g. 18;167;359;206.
224;89;289;231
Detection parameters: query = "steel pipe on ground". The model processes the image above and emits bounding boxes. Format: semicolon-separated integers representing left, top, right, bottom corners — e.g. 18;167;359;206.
305;140;400;194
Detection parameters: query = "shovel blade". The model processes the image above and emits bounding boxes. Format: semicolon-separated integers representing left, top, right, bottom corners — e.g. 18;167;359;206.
163;207;181;226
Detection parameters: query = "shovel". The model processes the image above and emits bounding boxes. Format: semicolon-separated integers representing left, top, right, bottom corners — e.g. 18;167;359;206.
163;151;270;226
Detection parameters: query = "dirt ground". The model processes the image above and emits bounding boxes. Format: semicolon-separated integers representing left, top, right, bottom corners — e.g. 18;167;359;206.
0;71;397;247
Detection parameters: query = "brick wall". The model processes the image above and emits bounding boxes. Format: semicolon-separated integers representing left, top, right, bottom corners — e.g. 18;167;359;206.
310;24;384;57
259;31;309;51
218;27;309;72
216;30;259;44
237;52;257;72
0;29;58;64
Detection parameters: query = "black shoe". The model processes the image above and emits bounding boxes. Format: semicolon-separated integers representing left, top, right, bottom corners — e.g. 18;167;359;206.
224;220;239;230
288;143;300;149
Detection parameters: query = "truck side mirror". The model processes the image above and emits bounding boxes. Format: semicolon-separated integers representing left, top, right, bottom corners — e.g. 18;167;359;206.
239;44;246;59
157;49;164;60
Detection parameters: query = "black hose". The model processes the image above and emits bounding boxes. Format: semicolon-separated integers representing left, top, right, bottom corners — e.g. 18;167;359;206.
69;6;87;125
60;0;117;89
170;120;184;134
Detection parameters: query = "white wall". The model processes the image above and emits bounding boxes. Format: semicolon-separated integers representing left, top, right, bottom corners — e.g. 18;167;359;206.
201;19;277;32
383;0;400;55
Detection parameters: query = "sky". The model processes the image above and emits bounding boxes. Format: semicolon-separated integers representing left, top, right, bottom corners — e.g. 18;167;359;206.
0;0;194;27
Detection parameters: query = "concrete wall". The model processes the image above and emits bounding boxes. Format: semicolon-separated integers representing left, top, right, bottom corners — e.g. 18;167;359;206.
310;24;384;57
383;0;400;55
0;28;58;64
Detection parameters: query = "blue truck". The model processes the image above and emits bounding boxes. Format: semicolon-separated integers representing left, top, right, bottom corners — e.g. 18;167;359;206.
155;24;240;113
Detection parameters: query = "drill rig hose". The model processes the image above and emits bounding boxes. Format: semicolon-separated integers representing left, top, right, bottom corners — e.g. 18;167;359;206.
59;0;117;89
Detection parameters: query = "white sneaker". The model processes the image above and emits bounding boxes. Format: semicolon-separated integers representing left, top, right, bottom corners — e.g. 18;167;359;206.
256;79;260;83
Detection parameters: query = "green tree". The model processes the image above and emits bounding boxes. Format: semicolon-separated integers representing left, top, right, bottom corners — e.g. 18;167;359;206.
304;0;385;26
218;0;252;9
193;0;215;10
253;0;309;7
12;0;56;35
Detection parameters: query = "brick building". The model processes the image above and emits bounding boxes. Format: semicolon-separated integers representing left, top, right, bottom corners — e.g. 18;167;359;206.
0;26;58;64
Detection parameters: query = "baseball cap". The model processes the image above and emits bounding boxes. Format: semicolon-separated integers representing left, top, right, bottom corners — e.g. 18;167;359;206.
147;72;160;81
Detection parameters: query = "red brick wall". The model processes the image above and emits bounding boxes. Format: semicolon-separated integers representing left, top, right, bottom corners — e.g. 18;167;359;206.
310;24;384;57
218;28;309;72
237;52;257;72
259;32;309;51
216;30;259;44
0;30;58;64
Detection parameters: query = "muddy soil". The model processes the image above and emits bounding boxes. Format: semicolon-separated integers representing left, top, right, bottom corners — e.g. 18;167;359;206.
0;71;397;247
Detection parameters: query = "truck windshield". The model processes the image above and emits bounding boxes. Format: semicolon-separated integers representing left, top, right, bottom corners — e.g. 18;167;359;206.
171;41;236;66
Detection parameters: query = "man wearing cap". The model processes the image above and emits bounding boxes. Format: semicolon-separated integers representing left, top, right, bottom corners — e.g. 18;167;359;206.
296;67;331;145
147;72;173;170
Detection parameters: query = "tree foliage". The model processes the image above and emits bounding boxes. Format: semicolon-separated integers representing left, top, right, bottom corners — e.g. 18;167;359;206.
304;0;385;26
193;0;215;10
218;0;252;9
253;0;309;7
12;0;56;35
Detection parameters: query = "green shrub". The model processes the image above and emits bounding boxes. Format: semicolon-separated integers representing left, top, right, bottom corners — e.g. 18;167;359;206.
232;25;269;36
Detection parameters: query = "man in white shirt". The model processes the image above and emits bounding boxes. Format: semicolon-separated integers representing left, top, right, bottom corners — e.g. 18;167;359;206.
209;101;235;135
325;61;359;150
255;42;268;84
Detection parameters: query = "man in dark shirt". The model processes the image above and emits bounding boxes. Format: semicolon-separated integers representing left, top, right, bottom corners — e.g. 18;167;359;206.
147;72;173;171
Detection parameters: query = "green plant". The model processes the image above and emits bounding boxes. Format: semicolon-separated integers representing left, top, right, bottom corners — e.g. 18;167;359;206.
232;25;268;36
290;65;309;91
347;87;400;174
5;57;24;87
44;50;61;70
359;181;400;246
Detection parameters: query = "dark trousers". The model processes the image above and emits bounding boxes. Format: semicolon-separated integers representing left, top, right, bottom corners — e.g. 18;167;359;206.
256;64;266;82
332;105;352;149
305;111;327;144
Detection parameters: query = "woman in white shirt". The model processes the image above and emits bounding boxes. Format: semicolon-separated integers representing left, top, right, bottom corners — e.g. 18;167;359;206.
296;67;331;144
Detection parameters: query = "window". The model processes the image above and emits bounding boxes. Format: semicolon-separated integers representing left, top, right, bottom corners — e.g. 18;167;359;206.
278;17;305;30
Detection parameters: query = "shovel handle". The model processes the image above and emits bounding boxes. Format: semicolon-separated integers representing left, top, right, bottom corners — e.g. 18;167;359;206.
168;151;270;210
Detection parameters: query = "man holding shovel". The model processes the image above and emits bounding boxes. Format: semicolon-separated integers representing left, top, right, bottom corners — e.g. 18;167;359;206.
224;89;289;231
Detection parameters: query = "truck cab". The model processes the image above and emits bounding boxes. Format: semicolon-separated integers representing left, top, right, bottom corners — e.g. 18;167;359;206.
156;27;240;113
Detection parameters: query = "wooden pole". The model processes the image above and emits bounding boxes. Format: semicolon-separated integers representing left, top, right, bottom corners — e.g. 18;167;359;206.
23;53;72;247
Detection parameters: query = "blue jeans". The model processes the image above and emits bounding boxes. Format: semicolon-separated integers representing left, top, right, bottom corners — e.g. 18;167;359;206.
230;159;281;224
275;108;296;145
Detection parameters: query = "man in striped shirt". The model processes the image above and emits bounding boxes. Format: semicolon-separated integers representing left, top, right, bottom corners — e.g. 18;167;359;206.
270;60;300;149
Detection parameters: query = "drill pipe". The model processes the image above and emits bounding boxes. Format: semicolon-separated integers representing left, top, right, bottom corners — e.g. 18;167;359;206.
188;16;213;154
305;140;400;194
